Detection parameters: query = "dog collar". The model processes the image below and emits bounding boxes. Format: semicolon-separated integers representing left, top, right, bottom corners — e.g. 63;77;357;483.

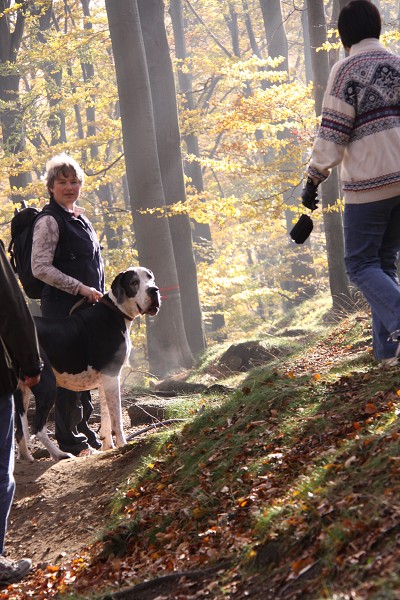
100;295;134;322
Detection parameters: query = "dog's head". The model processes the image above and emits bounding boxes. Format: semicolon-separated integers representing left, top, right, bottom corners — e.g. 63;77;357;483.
110;267;161;319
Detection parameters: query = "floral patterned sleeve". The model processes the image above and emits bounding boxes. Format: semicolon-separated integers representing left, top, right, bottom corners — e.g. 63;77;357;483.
31;215;82;295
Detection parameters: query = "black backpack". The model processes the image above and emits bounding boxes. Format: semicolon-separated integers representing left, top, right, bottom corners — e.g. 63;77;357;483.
8;204;65;299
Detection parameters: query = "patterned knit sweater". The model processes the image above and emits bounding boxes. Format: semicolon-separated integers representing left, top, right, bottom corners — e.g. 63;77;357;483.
308;38;400;204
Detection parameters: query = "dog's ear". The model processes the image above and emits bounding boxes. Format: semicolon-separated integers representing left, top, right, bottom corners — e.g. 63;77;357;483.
111;270;140;304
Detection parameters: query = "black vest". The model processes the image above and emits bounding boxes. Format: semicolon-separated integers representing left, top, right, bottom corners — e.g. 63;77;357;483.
41;198;104;315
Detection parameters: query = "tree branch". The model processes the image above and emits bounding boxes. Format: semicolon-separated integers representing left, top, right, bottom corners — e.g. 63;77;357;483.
184;0;233;58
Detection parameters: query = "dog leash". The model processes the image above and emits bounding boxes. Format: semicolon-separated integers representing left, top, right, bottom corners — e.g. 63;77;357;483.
69;297;87;315
100;295;134;321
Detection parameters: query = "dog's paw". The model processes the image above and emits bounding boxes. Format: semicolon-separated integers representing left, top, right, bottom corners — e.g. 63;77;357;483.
17;452;35;463
56;452;76;461
101;443;115;451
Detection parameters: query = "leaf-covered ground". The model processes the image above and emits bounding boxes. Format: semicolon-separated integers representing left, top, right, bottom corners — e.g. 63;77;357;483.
2;308;400;599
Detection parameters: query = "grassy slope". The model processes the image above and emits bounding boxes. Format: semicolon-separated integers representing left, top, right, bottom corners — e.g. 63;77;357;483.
8;294;400;599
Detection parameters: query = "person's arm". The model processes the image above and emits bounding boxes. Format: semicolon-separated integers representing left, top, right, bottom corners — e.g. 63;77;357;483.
308;62;356;185
32;216;102;302
31;215;82;295
301;61;355;210
0;243;42;380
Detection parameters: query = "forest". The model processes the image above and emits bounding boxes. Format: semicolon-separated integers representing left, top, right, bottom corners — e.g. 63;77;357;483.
4;0;398;377
3;2;400;599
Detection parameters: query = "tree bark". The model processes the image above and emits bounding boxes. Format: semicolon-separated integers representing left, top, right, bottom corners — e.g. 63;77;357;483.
169;0;225;335
0;0;31;204
261;0;316;305
35;1;67;146
80;0;121;250
301;0;313;84
259;0;288;72
306;0;354;313
169;0;212;246
105;0;194;377
138;0;205;358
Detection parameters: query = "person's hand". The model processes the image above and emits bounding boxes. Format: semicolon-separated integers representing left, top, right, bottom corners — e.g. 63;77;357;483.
23;375;41;388
79;284;103;304
301;177;319;211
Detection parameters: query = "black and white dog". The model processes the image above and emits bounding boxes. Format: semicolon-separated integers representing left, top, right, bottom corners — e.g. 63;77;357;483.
15;267;160;461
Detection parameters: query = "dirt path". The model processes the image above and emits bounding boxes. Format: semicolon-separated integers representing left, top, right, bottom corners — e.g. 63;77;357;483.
6;394;158;568
9;441;151;567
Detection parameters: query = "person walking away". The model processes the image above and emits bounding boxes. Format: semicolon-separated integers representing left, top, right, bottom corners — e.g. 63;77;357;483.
0;241;43;583
31;153;104;456
301;0;400;365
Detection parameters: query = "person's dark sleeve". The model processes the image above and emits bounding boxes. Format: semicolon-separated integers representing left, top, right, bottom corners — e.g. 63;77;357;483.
0;242;43;377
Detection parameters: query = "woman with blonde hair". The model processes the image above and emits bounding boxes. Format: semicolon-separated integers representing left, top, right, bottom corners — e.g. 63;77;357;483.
32;153;104;456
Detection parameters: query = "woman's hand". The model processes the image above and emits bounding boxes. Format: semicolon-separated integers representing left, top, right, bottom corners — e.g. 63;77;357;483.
23;375;41;388
79;284;103;303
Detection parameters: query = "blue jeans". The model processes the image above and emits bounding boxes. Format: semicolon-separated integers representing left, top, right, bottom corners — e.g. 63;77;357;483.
344;195;400;360
0;393;15;554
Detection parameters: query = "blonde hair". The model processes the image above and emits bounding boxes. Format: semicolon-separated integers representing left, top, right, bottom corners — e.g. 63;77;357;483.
44;153;84;193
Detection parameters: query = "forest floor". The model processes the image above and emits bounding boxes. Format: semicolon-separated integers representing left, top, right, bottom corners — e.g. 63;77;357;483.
1;301;400;599
6;393;171;567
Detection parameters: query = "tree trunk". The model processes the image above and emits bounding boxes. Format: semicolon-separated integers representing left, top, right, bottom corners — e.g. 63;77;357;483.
301;0;313;84
105;0;194;377
80;0;121;250
138;0;205;358
306;0;354;313
224;2;240;57
261;0;316;306
169;0;225;336
169;0;212;246
259;0;288;72
0;1;31;204
242;0;262;59
35;1;67;146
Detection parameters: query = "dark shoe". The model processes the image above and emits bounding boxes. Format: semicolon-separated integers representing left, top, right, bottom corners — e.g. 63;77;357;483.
0;556;32;583
88;438;102;450
77;421;102;449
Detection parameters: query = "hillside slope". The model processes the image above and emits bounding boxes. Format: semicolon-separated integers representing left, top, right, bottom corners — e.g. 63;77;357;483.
2;305;400;600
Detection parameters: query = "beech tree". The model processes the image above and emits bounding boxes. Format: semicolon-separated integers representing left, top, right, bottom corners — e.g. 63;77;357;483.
169;0;225;334
105;0;194;376
3;0;396;351
138;0;205;358
0;0;31;203
169;0;212;248
260;0;316;305
306;0;353;313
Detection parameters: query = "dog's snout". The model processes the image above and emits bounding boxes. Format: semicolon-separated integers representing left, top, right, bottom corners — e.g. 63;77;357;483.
148;286;159;296
146;285;160;316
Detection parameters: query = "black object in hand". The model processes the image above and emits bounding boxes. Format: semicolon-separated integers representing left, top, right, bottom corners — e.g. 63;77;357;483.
290;214;313;244
301;177;319;211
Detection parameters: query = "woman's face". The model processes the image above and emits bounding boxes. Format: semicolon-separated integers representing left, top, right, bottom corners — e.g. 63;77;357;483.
50;171;82;207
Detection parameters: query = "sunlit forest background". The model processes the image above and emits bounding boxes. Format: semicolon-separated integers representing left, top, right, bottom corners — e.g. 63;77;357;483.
1;0;399;376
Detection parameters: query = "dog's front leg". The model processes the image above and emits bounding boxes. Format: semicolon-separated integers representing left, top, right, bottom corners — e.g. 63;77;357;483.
100;375;126;449
98;383;113;450
15;385;34;462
